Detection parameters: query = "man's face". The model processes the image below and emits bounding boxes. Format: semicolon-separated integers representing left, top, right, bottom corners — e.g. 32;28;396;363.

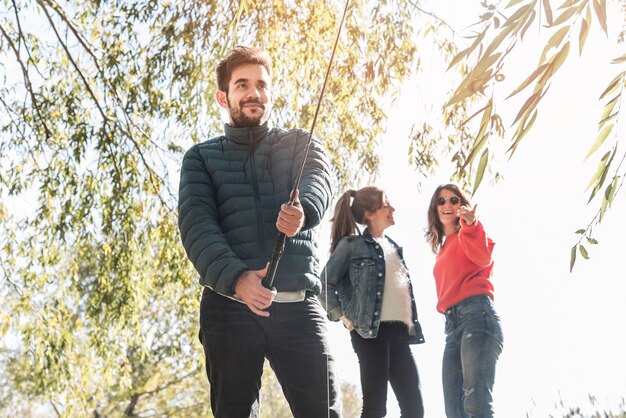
216;63;273;127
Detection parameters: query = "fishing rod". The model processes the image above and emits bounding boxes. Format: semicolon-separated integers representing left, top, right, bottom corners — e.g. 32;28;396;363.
262;0;350;289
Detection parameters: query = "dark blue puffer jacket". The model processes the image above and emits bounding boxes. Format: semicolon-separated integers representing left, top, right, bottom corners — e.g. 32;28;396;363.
178;122;332;296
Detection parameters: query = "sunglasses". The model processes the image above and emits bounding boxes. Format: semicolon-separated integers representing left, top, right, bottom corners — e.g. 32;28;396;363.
437;196;460;206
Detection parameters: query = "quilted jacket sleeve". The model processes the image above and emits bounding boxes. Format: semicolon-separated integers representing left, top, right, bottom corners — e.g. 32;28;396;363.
292;130;332;231
177;145;248;295
318;238;350;321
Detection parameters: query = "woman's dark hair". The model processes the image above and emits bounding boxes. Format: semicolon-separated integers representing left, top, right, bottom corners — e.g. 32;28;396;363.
216;46;273;93
330;186;385;252
425;184;471;254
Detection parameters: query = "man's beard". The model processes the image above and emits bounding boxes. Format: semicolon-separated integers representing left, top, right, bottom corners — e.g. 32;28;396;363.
228;98;268;127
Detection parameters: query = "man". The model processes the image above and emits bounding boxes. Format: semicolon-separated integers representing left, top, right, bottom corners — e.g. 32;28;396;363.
178;46;342;418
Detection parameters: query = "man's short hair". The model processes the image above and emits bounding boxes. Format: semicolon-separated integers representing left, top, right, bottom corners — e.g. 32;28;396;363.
216;46;273;93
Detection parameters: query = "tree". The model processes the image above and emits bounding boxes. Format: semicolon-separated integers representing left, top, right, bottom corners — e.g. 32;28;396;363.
339;381;363;418
258;363;362;418
438;0;626;270
5;0;619;415
550;393;626;417
0;0;434;416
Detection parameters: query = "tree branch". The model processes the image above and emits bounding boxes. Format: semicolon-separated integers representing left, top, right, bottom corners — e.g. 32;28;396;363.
0;260;22;296
11;0;45;80
407;0;462;38
38;0;176;213
0;23;53;139
141;367;201;397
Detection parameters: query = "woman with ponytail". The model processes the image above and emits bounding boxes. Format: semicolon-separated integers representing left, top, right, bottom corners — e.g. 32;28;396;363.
319;186;425;418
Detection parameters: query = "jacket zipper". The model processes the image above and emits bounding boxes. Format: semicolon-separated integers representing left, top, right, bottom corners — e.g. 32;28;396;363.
248;130;266;254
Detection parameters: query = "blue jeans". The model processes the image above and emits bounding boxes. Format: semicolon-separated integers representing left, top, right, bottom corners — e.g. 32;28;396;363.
442;295;503;418
199;288;342;418
350;321;424;418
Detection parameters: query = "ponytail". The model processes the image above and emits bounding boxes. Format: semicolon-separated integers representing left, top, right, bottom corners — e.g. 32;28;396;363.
330;190;357;252
329;186;385;252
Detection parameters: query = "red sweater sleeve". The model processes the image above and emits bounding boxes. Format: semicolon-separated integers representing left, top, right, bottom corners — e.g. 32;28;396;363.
459;219;494;266
432;220;495;313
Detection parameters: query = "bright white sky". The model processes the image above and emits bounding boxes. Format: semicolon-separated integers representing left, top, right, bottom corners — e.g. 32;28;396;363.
321;1;626;417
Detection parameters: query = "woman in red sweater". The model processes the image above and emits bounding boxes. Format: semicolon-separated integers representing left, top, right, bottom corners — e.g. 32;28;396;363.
426;184;503;418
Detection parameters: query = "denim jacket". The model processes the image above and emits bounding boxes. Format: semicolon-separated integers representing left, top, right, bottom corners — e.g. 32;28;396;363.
319;229;425;343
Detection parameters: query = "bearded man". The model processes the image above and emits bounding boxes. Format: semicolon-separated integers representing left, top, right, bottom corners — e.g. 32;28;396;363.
177;46;342;418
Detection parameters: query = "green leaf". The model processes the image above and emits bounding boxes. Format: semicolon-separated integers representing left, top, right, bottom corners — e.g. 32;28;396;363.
506;63;550;99
459;100;493;128
483;22;515;58
598;71;625;100
550;41;571;74
472;148;490;196
503;4;532;28
461;100;494;170
520;9;537;40
611;53;626;64
586;237;599;244
539;26;569;64
599;112;618;130
475;53;502;76
598;95;619;129
579;244;589;260
512;91;541;125
585;150;611;192
446;54;501;107
477;99;494;136
569;245;577;272
506;0;527;7
574;229;586;234
578;18;589;55
587;148;616;202
508;109;538;156
447;31;487;70
551;5;579;26
600;182;612;220
593;0;608;35
558;0;580;9
600;176;619;221
542;0;554;25
584;123;613;160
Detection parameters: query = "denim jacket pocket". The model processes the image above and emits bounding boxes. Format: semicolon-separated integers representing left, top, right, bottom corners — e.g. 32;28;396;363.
348;257;376;328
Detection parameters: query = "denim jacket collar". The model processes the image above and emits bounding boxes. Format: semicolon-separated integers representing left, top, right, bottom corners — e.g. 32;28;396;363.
362;228;403;258
361;228;377;244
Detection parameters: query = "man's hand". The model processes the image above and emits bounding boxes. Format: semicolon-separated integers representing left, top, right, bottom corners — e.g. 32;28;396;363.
234;264;277;317
276;189;305;237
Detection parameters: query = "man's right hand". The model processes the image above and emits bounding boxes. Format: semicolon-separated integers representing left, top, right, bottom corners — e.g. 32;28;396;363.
234;264;277;317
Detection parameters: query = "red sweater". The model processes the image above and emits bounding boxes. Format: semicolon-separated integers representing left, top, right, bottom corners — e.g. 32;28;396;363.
433;219;495;313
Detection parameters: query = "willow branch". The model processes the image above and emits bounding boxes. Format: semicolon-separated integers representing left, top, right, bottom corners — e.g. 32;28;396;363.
0;261;22;296
140;367;201;397
38;0;174;212
42;0;171;156
0;93;48;178
407;0;462;38
0;23;52;139
37;3;108;126
11;0;45;80
36;2;128;188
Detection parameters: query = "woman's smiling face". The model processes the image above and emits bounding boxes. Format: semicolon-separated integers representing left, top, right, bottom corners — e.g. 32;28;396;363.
437;189;461;230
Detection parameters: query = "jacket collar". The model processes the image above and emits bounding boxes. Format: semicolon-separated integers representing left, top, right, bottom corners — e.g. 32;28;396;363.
362;228;402;255
362;228;378;243
224;122;270;146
